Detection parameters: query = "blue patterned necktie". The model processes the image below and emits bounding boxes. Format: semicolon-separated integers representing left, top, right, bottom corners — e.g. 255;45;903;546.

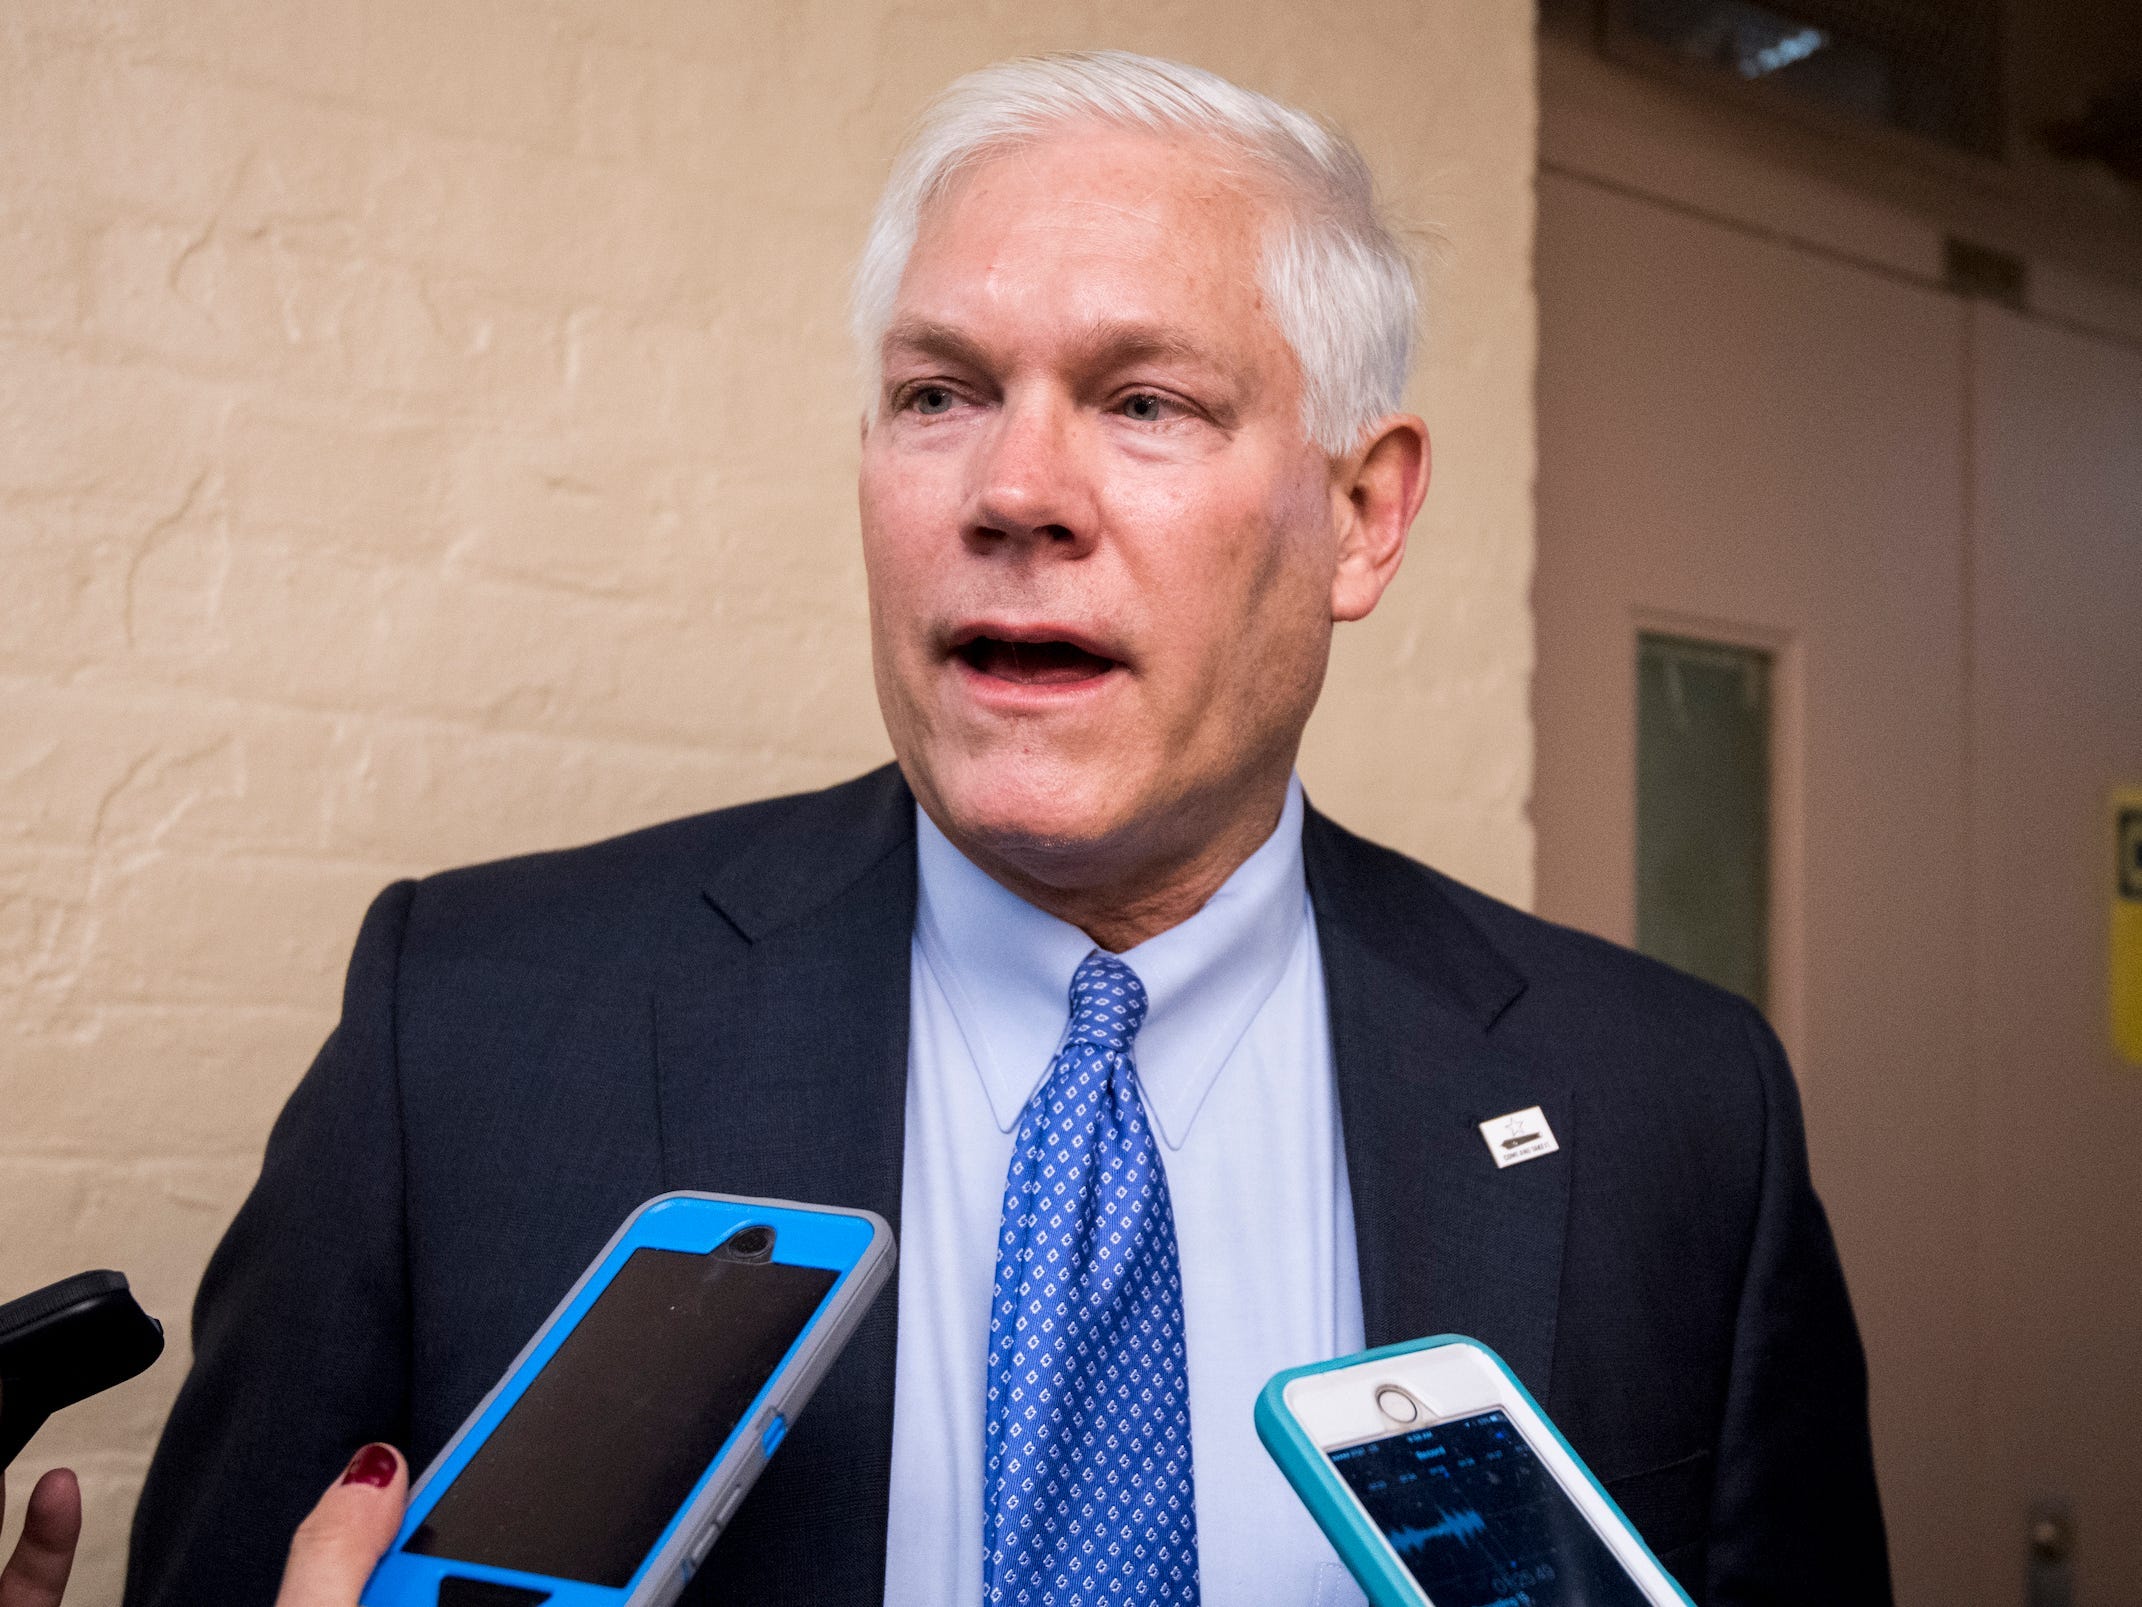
983;950;1199;1606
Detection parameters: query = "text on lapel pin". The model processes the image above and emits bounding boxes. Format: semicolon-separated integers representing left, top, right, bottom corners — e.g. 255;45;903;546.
1479;1106;1559;1169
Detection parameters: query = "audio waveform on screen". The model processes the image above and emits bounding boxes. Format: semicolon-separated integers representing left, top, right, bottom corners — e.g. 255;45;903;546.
1384;1506;1489;1555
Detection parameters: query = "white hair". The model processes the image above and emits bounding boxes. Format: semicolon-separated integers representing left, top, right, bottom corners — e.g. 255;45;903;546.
850;51;1419;455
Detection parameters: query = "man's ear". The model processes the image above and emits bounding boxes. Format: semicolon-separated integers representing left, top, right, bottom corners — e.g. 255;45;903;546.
1330;415;1429;623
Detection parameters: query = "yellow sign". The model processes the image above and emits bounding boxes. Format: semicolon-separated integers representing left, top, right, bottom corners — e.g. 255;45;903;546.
2116;792;2142;1068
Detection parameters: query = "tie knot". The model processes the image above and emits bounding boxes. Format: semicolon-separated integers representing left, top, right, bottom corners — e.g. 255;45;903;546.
1064;950;1148;1055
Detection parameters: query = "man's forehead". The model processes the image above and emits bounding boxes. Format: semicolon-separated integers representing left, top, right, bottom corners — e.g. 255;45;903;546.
910;127;1271;270
889;129;1279;352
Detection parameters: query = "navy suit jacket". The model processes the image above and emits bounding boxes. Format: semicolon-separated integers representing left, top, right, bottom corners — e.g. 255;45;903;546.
125;766;1889;1605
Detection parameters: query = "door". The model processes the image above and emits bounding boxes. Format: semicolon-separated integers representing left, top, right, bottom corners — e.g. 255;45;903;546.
1969;304;2142;1602
1534;168;1989;1603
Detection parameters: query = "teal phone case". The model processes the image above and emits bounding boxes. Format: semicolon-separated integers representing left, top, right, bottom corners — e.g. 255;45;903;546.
1254;1334;1697;1607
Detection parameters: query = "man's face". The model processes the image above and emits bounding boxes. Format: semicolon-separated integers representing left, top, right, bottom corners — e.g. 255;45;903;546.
858;129;1348;884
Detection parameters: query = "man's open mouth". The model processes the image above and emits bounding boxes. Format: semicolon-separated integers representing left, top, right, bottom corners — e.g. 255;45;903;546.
953;635;1119;686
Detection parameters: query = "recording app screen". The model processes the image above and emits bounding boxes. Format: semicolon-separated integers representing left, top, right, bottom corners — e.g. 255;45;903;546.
1328;1409;1651;1607
407;1246;836;1586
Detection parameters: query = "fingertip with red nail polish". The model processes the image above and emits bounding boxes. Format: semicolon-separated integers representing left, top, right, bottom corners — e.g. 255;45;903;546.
339;1444;399;1489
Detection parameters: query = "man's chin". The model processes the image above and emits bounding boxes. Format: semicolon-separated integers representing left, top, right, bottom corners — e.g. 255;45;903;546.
916;759;1151;884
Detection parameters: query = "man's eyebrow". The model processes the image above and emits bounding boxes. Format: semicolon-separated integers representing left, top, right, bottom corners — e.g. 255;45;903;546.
881;316;1231;378
1069;319;1214;366
880;319;992;370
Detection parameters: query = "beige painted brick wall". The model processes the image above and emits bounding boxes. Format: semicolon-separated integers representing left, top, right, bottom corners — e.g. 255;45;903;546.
0;2;1535;1596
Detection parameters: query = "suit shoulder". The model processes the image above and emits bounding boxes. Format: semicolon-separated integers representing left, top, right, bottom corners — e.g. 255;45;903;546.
393;767;903;990
1431;866;1761;1033
1311;810;1769;1071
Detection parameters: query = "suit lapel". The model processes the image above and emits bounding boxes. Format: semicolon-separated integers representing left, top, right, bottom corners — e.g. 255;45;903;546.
654;765;916;1606
1306;809;1574;1398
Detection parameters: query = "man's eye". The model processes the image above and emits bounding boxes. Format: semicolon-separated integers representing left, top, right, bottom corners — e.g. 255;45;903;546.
1120;393;1173;423
909;386;956;415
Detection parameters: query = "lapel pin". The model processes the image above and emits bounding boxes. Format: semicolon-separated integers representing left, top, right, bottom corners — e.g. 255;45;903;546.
1479;1106;1559;1169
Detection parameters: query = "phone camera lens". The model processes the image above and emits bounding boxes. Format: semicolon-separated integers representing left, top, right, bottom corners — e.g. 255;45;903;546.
724;1225;776;1262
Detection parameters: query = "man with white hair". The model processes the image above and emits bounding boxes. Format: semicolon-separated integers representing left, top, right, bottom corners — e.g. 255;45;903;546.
126;52;1889;1607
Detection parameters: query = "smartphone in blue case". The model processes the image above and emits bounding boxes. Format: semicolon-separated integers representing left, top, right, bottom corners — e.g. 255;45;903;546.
362;1192;894;1607
1257;1335;1696;1607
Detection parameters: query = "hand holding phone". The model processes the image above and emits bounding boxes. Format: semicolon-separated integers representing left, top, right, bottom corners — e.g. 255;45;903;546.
1258;1337;1694;1607
273;1446;408;1607
0;1433;399;1607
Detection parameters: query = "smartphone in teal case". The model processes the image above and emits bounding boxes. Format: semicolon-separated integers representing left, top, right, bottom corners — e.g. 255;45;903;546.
1256;1335;1696;1607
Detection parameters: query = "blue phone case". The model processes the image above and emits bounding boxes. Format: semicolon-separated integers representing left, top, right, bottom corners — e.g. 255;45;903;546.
361;1191;894;1607
1255;1335;1697;1607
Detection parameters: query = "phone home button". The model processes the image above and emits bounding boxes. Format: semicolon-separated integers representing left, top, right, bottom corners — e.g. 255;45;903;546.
1374;1386;1420;1424
435;1578;552;1607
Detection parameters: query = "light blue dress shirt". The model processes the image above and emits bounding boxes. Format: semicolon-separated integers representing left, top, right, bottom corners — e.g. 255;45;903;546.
883;777;1370;1607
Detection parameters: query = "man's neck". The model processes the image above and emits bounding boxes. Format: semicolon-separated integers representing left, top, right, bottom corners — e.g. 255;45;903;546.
938;782;1295;953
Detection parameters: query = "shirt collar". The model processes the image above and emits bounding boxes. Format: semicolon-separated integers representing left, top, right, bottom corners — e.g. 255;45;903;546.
914;777;1309;1150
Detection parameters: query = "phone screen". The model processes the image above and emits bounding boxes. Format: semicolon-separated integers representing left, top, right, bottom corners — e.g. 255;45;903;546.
1327;1409;1651;1607
406;1246;836;1586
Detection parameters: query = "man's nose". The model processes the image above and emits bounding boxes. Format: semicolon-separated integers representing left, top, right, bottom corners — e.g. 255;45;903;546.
963;393;1098;553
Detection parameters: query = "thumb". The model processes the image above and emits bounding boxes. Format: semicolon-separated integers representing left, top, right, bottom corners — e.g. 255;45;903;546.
274;1445;407;1607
